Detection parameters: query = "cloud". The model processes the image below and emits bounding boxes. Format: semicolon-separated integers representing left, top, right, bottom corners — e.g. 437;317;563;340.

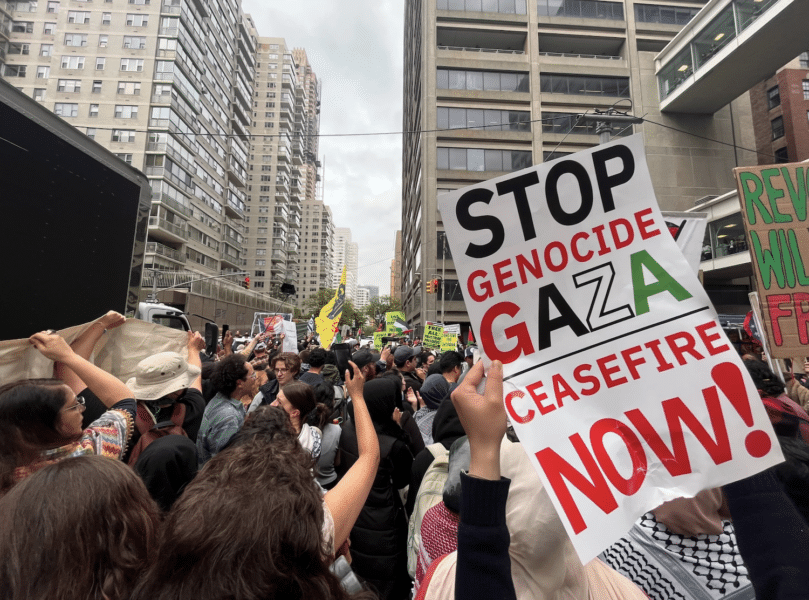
243;1;404;294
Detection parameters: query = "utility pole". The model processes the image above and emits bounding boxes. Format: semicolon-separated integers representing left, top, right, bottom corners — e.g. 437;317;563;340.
578;110;643;144
441;234;447;324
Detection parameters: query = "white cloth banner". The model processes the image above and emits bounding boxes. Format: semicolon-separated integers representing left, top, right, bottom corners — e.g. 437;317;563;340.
438;134;782;562
0;319;189;385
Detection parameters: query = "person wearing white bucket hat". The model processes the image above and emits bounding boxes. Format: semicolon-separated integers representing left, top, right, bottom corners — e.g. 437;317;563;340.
124;332;206;465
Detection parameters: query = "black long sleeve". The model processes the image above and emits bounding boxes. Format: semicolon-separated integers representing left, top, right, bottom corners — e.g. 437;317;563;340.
456;472;516;600
724;468;809;600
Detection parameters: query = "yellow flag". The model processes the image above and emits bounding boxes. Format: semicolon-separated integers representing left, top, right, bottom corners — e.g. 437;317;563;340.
316;265;346;349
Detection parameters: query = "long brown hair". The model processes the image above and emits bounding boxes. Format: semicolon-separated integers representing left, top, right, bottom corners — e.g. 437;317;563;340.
0;455;160;600
0;379;71;494
133;438;375;600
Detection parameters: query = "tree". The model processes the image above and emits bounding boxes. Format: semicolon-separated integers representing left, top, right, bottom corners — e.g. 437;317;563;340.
364;295;404;329
301;288;362;329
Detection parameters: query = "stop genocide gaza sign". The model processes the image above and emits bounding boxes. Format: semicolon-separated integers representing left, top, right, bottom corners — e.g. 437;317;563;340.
438;134;782;562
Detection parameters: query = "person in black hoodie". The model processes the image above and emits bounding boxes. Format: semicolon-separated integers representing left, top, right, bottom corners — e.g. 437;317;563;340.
337;377;414;600
405;395;465;517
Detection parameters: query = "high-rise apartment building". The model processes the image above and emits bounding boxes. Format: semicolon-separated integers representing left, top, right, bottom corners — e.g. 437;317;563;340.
401;0;756;336
354;286;369;311
243;34;302;296
1;0;254;277
332;226;358;302
242;31;332;306
750;51;809;165
300;198;334;303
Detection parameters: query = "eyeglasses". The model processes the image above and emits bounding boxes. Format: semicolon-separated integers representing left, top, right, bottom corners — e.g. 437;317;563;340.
63;395;86;412
274;368;289;374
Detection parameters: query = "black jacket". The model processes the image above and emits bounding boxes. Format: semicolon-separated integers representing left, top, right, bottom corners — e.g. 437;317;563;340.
337;419;413;581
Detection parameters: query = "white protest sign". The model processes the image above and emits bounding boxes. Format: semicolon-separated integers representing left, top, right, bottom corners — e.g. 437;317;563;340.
438;134;782;562
660;211;708;273
282;321;297;353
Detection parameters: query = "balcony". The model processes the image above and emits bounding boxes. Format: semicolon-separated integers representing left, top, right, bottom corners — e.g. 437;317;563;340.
271;248;286;262
145;241;185;264
151;191;191;217
219;247;241;268
537;0;624;20
148;216;188;244
657;0;809;114
225;195;245;219
436;27;526;54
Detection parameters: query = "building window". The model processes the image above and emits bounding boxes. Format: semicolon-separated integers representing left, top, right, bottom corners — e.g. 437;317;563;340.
56;78;81;92
437;0;527;15
803;80;809;101
772;116;785;140
801;52;809;69
67;10;90;23
634;3;699;25
43;22;56;34
540;73;630;97
60;55;86;69
54;103;79;117
120;58;144;71
2;65;27;77
86;127;96;139
96;57;106;70
92;80;102;93
437;107;531;132
89;103;99;117
33;88;46;101
436;68;529;92
114;105;138;119
125;13;149;26
99;35;108;47
40;44;52;56
101;12;111;25
542;111;633;137
46;1;58;12
123;35;146;49
7;43;30;55
436;147;532;172
36;66;50;78
117;81;141;94
767;86;780;110
774;147;789;163
64;33;87;46
115;153;134;164
11;21;34;33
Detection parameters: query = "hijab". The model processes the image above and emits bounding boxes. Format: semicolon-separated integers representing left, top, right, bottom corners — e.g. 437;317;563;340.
419;375;451;410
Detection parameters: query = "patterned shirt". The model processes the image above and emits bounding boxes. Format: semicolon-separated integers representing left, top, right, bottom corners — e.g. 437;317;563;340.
196;392;246;467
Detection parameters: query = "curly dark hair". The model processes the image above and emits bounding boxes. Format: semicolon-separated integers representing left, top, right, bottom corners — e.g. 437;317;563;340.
0;456;160;600
0;378;71;494
132;439;375;600
210;355;249;397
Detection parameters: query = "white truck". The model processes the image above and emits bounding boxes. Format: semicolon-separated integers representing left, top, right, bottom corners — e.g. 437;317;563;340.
135;302;191;331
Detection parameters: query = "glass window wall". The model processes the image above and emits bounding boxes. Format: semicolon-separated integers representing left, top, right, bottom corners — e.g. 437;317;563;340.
437;68;529;92
540;73;629;97
437;147;532;171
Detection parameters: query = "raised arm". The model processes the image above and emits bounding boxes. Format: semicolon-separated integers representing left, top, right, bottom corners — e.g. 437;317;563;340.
324;361;380;549
54;311;126;394
31;331;132;408
186;331;205;392
451;360;516;600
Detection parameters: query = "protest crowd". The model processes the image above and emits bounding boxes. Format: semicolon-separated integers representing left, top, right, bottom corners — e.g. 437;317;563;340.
2;308;809;600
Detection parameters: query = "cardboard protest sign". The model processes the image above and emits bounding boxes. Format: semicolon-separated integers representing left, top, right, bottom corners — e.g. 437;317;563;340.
734;162;809;358
439;134;782;562
263;315;284;334
440;334;457;352
423;323;444;348
443;323;461;336
385;311;408;336
373;331;384;350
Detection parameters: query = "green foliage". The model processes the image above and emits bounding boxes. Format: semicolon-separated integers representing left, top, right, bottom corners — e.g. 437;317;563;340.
301;288;361;328
364;295;404;328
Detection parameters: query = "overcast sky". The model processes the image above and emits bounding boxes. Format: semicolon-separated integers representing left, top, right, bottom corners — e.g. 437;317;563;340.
243;0;404;296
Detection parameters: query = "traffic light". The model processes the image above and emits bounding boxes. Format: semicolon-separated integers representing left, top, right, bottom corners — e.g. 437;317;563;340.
243;276;250;289
426;279;434;294
433;278;441;295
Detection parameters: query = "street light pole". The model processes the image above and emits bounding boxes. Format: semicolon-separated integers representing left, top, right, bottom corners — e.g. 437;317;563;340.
441;234;447;323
